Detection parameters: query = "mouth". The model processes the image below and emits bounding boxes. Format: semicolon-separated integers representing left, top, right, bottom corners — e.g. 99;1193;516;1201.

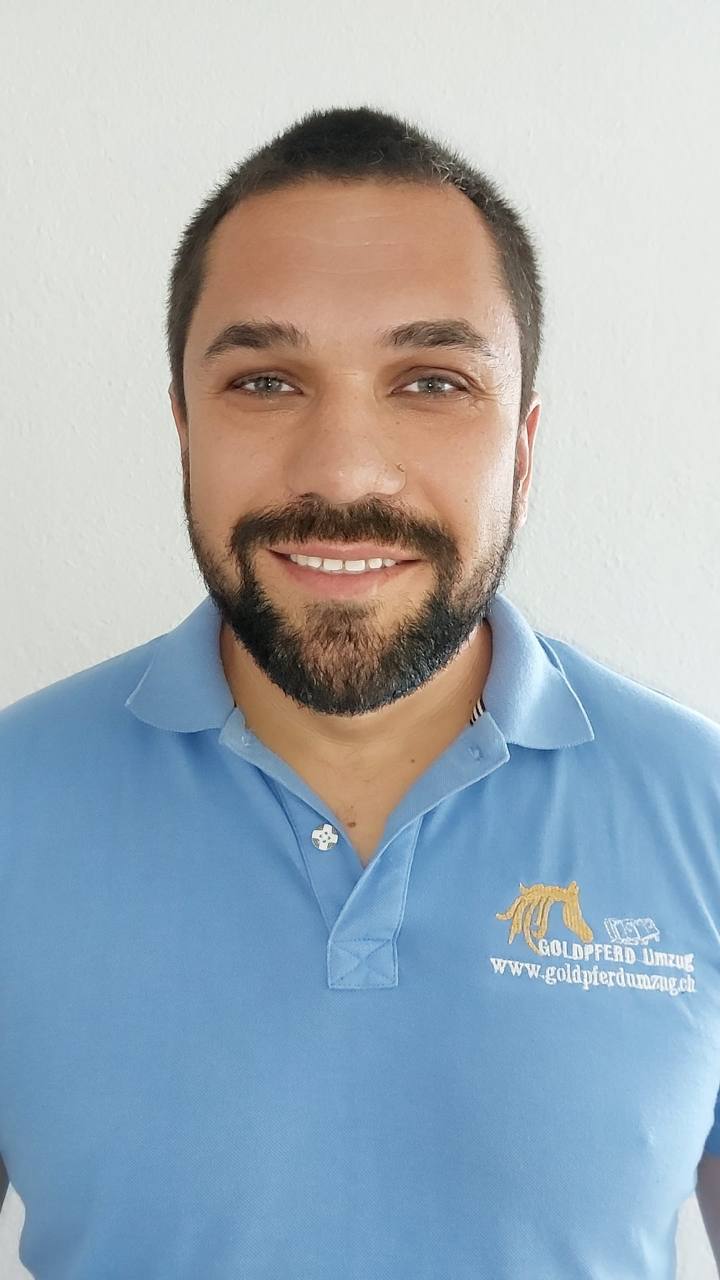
266;548;422;598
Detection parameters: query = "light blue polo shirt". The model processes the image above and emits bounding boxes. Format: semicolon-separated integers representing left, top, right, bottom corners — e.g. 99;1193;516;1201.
1;590;720;1280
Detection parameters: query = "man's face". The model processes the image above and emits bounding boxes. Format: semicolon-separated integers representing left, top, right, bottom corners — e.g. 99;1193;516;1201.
170;178;540;717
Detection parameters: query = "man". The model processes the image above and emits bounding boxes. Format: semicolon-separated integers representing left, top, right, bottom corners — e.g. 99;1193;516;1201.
1;105;719;1279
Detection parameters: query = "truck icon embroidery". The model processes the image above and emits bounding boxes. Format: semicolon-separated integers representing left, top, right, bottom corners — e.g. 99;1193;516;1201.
604;917;660;945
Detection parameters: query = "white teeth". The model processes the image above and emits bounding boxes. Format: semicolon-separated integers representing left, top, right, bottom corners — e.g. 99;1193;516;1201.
288;554;397;573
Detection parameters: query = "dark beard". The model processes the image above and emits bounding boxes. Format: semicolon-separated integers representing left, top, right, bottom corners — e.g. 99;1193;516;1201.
180;450;522;716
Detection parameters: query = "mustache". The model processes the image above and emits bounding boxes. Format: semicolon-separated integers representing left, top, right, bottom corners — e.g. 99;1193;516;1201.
229;502;454;564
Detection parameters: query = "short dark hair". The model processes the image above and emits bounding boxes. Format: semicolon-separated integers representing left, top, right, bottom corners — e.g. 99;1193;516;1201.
166;104;545;425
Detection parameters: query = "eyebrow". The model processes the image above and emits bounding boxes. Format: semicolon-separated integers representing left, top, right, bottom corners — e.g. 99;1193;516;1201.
200;317;501;366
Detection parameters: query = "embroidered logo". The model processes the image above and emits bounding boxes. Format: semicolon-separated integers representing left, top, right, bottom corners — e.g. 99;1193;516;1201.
490;881;696;996
496;880;594;955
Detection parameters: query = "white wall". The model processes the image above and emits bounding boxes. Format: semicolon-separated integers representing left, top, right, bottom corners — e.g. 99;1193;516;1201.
1;1;718;1275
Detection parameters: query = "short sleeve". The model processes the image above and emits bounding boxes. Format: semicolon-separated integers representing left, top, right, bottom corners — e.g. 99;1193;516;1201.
704;1089;720;1156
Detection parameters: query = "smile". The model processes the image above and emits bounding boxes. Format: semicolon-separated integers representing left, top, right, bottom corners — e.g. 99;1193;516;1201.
286;552;397;574
267;549;421;597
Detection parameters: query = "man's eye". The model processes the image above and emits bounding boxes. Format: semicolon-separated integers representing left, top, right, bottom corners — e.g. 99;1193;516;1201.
229;373;468;397
230;375;292;396
404;375;467;396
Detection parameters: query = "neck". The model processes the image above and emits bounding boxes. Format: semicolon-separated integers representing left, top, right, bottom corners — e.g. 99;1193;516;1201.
219;621;492;774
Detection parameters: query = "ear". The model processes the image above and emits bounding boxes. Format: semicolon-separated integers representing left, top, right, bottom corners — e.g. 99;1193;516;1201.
168;383;189;451
514;395;541;529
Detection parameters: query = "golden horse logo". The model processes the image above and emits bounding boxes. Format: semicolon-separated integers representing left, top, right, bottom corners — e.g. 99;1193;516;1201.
496;880;594;955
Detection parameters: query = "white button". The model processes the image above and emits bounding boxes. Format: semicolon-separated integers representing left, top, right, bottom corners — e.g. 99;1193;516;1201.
311;822;339;851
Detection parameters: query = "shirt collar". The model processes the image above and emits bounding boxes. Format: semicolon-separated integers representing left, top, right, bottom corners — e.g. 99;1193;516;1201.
125;590;594;750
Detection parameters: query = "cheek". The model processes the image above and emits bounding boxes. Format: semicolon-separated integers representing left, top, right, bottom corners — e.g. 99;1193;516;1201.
457;474;517;558
184;435;271;519
434;450;508;521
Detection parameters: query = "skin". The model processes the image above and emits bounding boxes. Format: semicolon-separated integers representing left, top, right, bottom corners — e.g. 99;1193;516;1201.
169;177;541;781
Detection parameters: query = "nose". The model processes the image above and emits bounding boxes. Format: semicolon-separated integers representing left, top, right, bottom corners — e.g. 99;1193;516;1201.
280;384;408;504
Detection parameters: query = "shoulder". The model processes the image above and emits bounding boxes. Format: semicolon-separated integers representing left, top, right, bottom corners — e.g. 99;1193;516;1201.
535;624;720;779
0;629;164;769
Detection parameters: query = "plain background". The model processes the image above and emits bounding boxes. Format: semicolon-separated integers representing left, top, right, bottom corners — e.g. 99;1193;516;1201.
1;0;719;1275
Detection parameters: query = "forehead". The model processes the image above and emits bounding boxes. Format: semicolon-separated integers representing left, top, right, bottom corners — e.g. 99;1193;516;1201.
186;179;517;363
